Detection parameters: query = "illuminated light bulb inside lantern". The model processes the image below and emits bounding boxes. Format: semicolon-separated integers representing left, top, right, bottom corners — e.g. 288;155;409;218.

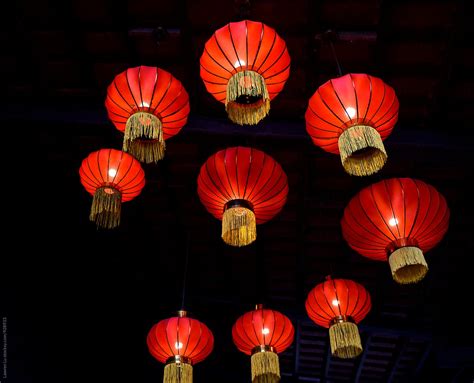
175;342;183;350
345;107;356;119
234;59;246;68
108;168;117;177
389;218;399;226
332;299;340;307
262;328;270;335
139;101;150;108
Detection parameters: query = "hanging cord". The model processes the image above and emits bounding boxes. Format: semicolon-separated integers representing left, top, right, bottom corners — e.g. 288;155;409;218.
180;232;191;310
328;38;343;77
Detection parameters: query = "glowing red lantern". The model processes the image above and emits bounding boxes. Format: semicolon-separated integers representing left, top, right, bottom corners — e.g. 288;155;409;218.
341;178;450;284
147;311;214;383
79;148;145;228
200;20;291;125
305;277;371;359
197;146;288;247
105;66;190;163
232;304;294;382
305;73;399;176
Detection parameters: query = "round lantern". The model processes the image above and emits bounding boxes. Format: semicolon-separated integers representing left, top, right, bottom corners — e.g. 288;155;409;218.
105;66;190;163
197;147;288;247
305;73;399;176
305;277;371;359
200;20;291;125
79;148;145;229
232;304;294;383
341;178;450;284
147;310;214;383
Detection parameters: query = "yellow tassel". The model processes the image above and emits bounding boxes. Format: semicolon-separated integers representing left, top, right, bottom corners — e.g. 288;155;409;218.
124;112;165;163
90;187;122;229
329;321;363;359
222;206;256;247
225;70;270;125
251;350;280;383
338;125;387;176
389;246;428;284
163;362;193;383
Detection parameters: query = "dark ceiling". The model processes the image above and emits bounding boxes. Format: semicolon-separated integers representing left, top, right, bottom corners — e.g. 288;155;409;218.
3;0;474;382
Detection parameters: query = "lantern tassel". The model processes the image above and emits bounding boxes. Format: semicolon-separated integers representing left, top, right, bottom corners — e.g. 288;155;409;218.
222;206;256;247
164;362;192;383
251;350;280;383
90;187;122;229
124;112;165;163
226;70;270;125
329;321;363;359
389;246;428;284
338;124;387;176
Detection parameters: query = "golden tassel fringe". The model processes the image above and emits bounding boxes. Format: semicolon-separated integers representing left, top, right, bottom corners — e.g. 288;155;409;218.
90;187;122;229
163;362;193;383
124;112;165;163
389;246;428;284
329;321;363;359
225;70;270;125
222;206;256;247
338;125;387;176
251;351;280;383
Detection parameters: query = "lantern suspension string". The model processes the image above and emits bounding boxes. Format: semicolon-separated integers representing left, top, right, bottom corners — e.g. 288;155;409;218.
181;231;190;310
329;39;343;77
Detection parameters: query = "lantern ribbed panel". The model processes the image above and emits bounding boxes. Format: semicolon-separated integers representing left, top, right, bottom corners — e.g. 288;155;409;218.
79;149;145;202
341;178;450;261
232;307;294;355
305;278;371;329
305;73;399;154
197;147;288;224
200;20;290;104
147;316;214;365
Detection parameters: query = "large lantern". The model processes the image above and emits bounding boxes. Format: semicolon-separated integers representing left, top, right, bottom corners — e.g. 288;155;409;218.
147;311;214;383
305;73;399;176
79;148;145;228
200;20;291;126
341;178;450;284
232;304;294;383
105;66;190;163
197;146;288;247
305;277;371;359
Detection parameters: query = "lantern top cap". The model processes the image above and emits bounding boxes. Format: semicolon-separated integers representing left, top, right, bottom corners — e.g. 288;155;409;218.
255;303;264;310
177;310;187;318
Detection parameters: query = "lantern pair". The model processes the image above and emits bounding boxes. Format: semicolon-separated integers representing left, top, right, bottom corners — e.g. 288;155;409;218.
147;306;294;383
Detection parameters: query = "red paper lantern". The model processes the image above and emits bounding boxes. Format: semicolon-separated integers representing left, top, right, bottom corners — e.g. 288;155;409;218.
147;311;214;383
232;304;294;382
79;148;145;228
200;20;291;125
105;66;190;163
197;146;288;247
341;178;450;284
305;277;371;359
305;73;399;176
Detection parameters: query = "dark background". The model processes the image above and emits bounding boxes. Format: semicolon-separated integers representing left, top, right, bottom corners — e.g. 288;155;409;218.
2;0;474;382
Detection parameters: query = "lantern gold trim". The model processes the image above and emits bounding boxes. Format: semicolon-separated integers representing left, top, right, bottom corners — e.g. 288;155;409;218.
329;317;362;359
164;356;192;383
338;124;387;176
124;112;165;163
226;70;270;126
90;186;122;229
222;200;256;247
251;346;280;383
389;246;428;284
